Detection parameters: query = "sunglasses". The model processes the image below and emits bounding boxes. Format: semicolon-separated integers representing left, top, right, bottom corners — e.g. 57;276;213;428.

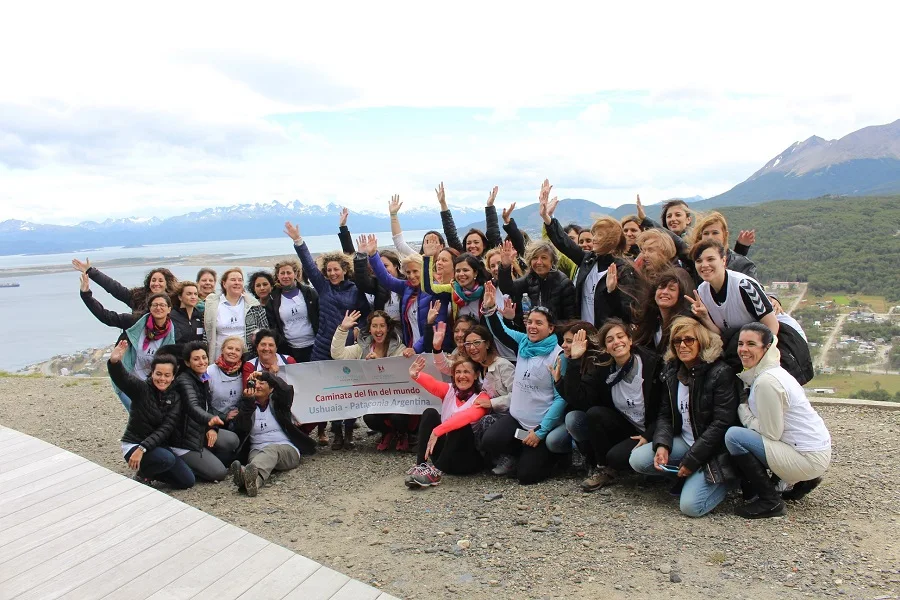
672;336;698;347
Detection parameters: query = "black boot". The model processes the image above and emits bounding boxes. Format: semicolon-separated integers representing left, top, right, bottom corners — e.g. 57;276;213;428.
782;477;822;501
731;453;787;519
343;425;355;450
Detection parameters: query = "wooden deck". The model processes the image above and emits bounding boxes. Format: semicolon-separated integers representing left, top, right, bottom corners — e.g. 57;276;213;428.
0;426;399;600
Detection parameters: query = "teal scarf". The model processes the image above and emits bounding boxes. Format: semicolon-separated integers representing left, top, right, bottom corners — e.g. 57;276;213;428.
518;332;559;360
451;281;484;308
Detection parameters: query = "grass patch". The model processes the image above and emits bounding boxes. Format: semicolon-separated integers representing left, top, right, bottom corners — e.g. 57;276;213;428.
807;292;890;313
807;372;900;397
0;371;46;378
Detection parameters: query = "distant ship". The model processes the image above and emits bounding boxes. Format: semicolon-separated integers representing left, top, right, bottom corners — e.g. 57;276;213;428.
0;282;20;288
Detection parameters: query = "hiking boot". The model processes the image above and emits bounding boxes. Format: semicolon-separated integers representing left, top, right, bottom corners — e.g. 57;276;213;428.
395;433;411;452
731;453;787;519
405;463;442;488
376;431;395;451
331;429;344;451
229;460;245;490
343;427;355;450
782;477;823;501
582;466;617;492
491;455;517;477
243;464;260;497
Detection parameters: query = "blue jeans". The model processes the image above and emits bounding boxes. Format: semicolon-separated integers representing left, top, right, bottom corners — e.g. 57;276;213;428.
629;436;728;518
544;423;573;454
545;411;591;453
126;446;195;489
724;427;768;466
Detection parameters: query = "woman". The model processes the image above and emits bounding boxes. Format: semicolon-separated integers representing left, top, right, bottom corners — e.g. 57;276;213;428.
567;320;664;492
174;341;241;481
170;280;205;352
497;239;577;323
434;182;502;258
203;267;269;361
242;329;297;387
726;323;831;518
428;313;479;357
107;340;194;489
632;268;696;353
483;247;522;282
404;355;491;488
247;271;275;307
230;371;317;497
689;241;779;338
196;268;217;311
80;274;176;411
634;228;678;279
207;335;245;429
621;215;642;258
332;310;415;450
690;211;758;280
265;259;319;363
423;251;496;323
480;282;568;485
388;194;447;258
72;258;178;313
629;317;739;517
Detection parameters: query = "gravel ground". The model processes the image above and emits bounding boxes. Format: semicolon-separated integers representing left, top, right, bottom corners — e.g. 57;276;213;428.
2;376;898;600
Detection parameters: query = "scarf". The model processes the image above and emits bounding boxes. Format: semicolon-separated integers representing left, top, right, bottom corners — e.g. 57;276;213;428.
605;354;636;388
215;355;242;376
451;281;484;308
518;333;559;360
455;385;478;404
143;317;172;351
281;284;300;299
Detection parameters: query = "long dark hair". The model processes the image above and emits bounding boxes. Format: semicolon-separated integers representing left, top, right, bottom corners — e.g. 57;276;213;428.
453;253;492;287
633;267;696;350
131;268;178;313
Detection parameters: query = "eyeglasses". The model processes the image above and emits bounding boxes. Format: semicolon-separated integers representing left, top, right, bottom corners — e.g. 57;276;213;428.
149;303;169;309
463;340;486;348
672;336;698;347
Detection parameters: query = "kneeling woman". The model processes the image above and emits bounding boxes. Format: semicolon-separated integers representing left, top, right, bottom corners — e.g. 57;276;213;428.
726;323;831;519
230;371;317;497
405;355;490;488
107;341;194;489
175;341;241;481
629;317;738;517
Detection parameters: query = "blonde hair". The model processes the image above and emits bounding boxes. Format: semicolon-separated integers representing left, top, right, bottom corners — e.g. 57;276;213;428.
273;259;302;281
483;247;523;277
220;335;246;353
316;252;354;279
664;316;723;363
523;240;559;271
691;211;730;247
636;228;677;261
589;216;626;255
400;252;424;270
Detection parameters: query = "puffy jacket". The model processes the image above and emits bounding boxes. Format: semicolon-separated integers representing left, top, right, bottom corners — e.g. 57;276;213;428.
233;376;317;461
86;267;148;313
725;248;758;281
293;240;369;361
369;252;434;352
170;305;204;352
109;360;181;452
173;369;224;452
496;265;578;323
265;284;319;353
654;358;739;484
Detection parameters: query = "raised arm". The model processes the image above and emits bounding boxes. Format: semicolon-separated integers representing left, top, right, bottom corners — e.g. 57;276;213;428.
80;274;140;330
331;311;364;359
484;186;501;249
337;208;355;254
107;341;145;399
77;261;135;309
421;255;453;297
365;235;407;295
436;182;463;252
502;203;527;257
496;241;528;298
388;195;417;257
482;281;527;346
285;221;328;292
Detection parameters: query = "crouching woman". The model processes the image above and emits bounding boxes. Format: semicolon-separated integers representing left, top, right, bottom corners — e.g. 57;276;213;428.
629;316;738;517
726;323;831;519
107;340;194;489
229;371;317;497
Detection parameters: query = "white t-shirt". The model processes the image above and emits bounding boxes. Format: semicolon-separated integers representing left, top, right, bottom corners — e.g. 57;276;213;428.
509;346;563;430
280;293;315;349
677;382;695;446
384;291;401;322
133;332;163;379
610;355;645;432
207;364;243;414
406;297;421;344
250;405;299;457
581;266;607;325
217;297;246;343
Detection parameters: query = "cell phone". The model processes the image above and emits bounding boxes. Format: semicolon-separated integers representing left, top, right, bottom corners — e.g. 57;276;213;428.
514;428;529;441
657;463;680;473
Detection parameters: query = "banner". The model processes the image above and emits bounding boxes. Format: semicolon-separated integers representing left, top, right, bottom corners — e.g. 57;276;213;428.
282;355;445;422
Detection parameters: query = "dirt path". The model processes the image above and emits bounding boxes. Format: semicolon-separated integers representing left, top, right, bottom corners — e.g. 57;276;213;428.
817;313;847;370
785;283;807;315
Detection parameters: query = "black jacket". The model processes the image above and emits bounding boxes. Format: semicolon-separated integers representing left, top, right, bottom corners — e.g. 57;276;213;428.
86;267;144;312
545;218;639;324
497;265;578;323
265;284;320;352
725;248;758;281
654;358;739;483
109;360;181;452
339;224;393;315
81;289;140;330
595;346;664;439
441;206;502;253
170;305;204;348
232;376;317;461
558;355;605;414
173;369;224;452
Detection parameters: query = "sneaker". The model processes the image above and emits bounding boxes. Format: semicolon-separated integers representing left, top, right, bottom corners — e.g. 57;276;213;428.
775;479;794;493
395;433;410;452
229;460;245;489
132;473;153;487
405;464;442;488
244;464;260;497
317;433;329;447
491;455;517;477
376;431;395;451
582;466;617;492
405;462;430;476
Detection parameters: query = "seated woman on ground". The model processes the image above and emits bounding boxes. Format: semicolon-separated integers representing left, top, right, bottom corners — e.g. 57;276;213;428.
331;309;415;451
72;258;178;314
632;267;696;354
725;323;831;519
434;182;502;258
196;268;218;311
560;319;664;492
207;335;246;430
265;259;319;364
480;282;569;485
247;271;275;308
107;340;194;489
80;273;176;411
629;317;739;517
174;341;241;481
203;267;269;361
229;371;317;497
170;280;204;353
404;355;492;488
690;211;758;281
388;194;446;258
242;328;297;387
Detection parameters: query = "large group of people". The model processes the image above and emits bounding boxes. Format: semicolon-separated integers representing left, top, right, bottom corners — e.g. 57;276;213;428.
77;180;828;518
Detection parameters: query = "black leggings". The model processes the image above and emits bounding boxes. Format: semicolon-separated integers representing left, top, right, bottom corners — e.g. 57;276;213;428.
480;413;558;485
416;408;483;475
586;406;641;471
364;413;413;434
284;345;314;363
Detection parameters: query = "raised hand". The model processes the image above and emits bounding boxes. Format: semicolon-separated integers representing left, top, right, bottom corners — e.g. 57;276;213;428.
409;355;426;379
432;321;447;349
685;291;710;321
422;236;441;257
109;340;129;364
427;299;442;324
340;310;362;331
500;240;517;267
606;262;618;293
546;196;559;219
283;221;301;242
636;194;646;221
339;207;349;227
366;234;378;256
388;194;403;216
539;178;553;204
80;272;90;293
570;329;588;359
482;280;497;309
736;229;756;247
500;299;517;320
356;234;370;255
501;202;516;225
72;257;91;273
548;356;562;382
487;185;499;207
435;182;447;210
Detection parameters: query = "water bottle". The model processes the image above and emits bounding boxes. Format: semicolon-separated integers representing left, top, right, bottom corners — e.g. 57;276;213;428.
521;294;533;313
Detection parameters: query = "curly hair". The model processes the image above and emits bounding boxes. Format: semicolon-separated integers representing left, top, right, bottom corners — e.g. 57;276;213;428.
273;259;302;284
247;271;274;298
130;268;179;312
664;316;723;363
317;252;354;280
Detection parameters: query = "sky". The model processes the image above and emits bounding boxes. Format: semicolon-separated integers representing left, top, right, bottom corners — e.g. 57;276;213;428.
1;1;898;225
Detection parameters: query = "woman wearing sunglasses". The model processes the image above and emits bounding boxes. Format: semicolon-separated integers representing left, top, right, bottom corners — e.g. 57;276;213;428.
629;317;739;517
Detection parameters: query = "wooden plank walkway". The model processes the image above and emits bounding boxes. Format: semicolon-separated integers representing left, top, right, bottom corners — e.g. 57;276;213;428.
0;426;399;600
